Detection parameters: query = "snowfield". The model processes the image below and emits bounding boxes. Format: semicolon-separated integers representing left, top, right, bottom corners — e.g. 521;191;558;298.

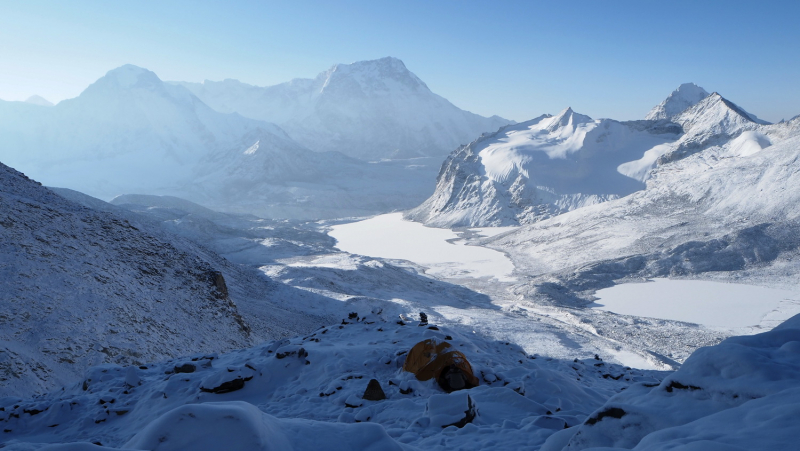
3;311;798;450
329;213;516;281
592;278;800;330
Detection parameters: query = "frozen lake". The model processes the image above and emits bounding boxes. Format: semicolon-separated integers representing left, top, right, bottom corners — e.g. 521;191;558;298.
328;213;516;281
593;278;800;329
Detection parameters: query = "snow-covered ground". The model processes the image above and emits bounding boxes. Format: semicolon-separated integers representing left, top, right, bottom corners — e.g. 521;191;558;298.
592;278;800;330
329;213;516;281
4;308;798;450
0;315;664;450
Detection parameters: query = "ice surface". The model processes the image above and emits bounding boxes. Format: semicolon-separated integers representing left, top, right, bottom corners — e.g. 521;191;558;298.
329;213;516;281
592;278;800;329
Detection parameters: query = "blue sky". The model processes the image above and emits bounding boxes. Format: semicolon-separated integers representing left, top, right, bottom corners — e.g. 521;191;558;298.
1;0;798;122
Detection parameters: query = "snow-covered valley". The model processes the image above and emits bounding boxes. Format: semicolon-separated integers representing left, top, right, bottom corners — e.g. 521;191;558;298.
3;56;800;450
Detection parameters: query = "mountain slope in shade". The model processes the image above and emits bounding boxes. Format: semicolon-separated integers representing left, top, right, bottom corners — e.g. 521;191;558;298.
176;57;511;161
406;108;679;227
551;313;800;450
0;162;332;398
4;310;799;450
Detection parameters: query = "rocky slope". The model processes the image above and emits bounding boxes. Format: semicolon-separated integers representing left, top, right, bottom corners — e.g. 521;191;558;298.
0;163;329;398
4;309;798;450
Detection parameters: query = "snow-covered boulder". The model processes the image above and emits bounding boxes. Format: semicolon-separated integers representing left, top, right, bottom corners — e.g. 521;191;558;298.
123;401;403;451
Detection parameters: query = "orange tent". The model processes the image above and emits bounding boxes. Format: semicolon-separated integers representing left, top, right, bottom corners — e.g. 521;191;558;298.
403;339;479;392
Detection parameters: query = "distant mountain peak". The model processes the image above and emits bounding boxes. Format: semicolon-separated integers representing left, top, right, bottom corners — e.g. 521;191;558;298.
543;107;593;132
321;57;429;93
646;83;710;121
669;91;771;136
24;95;54;107
94;64;163;90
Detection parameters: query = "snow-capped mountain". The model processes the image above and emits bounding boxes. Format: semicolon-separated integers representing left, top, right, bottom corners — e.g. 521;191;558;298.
644;83;709;121
0;64;292;200
486;114;800;306
409;85;775;227
24;95;54;107
0;162;332;398
176;57;512;161
4;307;798;450
0;65;444;219
407;107;680;227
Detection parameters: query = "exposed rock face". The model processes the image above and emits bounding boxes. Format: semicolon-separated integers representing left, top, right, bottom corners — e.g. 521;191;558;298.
208;270;229;299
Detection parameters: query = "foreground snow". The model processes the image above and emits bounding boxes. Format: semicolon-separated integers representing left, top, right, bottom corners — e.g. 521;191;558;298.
4;312;799;450
0;317;657;450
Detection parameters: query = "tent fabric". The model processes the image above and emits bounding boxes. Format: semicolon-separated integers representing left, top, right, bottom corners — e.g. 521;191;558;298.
403;339;479;391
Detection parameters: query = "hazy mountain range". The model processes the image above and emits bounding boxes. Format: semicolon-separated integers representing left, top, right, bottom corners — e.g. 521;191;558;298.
0;58;509;219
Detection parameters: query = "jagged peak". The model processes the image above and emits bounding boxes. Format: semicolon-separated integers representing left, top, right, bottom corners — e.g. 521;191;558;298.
542;107;593;132
645;83;710;121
